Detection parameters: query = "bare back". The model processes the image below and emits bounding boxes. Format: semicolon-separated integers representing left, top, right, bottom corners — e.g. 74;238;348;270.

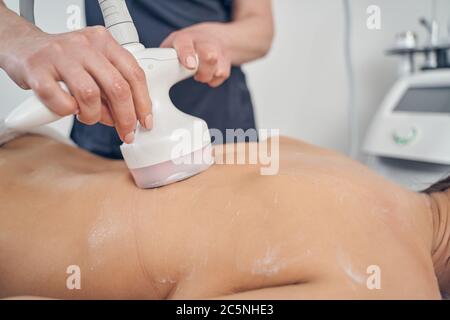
0;135;441;299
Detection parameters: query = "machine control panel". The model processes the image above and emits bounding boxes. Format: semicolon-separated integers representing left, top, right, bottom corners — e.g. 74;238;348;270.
392;126;419;146
364;70;450;164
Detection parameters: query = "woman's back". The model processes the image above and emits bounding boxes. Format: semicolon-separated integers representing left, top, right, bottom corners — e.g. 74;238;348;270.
0;135;441;299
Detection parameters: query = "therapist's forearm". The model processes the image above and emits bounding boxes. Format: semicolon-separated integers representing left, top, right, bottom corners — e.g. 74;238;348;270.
0;1;41;61
197;20;273;66
221;0;274;65
189;12;274;66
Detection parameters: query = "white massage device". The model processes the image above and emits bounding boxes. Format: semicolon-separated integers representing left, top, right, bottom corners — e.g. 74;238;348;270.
1;0;213;188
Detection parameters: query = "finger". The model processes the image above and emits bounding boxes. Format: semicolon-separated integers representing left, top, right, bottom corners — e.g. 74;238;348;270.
208;56;231;88
107;42;153;130
194;46;219;84
27;71;79;117
83;52;137;144
208;75;227;88
160;32;176;48
56;61;102;125
171;35;198;70
100;99;115;127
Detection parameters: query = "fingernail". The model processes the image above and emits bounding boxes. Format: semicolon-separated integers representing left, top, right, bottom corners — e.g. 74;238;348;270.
124;131;135;144
144;114;153;130
186;55;197;69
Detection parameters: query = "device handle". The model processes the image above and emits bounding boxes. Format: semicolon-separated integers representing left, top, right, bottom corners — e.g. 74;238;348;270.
5;83;69;131
98;0;140;46
19;0;140;47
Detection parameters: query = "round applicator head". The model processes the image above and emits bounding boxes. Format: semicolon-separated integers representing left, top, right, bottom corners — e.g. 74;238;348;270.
129;144;214;188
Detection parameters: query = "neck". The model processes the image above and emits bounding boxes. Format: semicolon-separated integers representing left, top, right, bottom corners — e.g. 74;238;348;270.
426;191;450;294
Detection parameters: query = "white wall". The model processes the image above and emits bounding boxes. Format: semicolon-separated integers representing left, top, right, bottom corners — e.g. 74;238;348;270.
245;0;450;154
1;0;449;155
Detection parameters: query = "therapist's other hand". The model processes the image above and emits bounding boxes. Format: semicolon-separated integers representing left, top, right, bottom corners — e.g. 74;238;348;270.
0;26;152;143
161;23;232;88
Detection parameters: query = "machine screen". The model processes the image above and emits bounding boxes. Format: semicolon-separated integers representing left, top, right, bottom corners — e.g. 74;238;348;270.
395;86;450;113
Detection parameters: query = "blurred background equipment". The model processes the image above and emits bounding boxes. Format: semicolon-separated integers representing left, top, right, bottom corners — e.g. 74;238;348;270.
364;0;450;190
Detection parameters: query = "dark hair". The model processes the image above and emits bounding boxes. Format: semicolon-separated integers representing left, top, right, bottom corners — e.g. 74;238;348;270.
423;175;450;194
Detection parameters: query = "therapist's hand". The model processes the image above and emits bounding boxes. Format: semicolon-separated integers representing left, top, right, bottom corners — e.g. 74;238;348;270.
0;25;152;143
161;23;232;88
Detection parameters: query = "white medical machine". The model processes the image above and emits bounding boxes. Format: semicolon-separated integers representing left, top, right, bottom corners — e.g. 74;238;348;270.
361;11;450;191
364;70;450;190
